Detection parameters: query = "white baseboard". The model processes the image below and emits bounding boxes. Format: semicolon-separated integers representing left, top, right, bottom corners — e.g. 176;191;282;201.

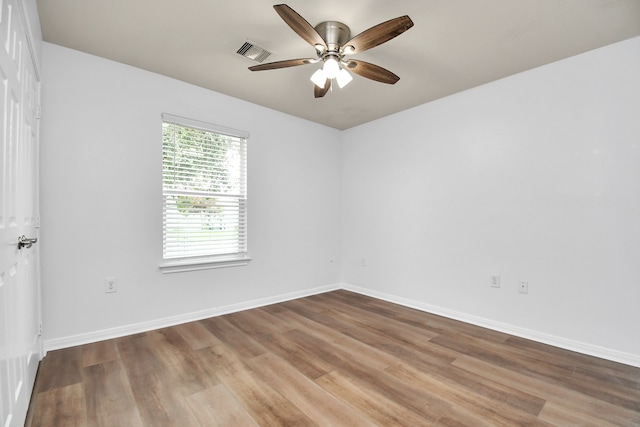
44;281;640;368
343;283;640;368
43;283;341;353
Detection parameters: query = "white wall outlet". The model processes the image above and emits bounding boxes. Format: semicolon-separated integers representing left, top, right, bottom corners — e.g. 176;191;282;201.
519;281;528;294
361;258;366;267
105;277;117;293
490;274;500;288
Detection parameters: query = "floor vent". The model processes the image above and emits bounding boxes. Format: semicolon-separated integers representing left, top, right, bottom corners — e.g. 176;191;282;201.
236;41;273;63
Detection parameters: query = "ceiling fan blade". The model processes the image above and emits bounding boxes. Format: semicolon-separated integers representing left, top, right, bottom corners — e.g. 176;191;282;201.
249;58;317;71
343;15;413;54
314;79;331;98
346;60;400;84
274;4;327;50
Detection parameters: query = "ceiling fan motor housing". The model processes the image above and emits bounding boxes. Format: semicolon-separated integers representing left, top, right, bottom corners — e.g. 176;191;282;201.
315;21;351;53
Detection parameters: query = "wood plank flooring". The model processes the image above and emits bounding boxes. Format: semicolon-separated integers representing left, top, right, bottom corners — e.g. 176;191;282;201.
26;290;640;426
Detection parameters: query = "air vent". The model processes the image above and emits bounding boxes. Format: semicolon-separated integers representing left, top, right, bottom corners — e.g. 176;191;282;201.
236;41;273;63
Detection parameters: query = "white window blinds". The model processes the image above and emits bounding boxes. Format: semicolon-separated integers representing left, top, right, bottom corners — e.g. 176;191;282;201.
161;114;248;267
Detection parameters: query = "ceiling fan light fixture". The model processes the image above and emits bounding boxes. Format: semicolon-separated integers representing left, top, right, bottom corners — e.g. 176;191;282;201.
252;5;413;98
322;57;340;79
310;68;328;88
336;68;353;88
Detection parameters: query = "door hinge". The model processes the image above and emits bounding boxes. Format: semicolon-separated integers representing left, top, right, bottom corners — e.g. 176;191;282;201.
38;322;43;336
36;105;41;119
36;216;41;228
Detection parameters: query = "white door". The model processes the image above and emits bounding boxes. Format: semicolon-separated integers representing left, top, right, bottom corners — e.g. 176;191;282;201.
0;0;42;426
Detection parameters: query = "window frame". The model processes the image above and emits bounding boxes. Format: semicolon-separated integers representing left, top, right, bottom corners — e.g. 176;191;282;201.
159;113;250;273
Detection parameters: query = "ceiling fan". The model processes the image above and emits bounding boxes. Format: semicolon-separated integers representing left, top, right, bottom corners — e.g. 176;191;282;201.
248;4;414;98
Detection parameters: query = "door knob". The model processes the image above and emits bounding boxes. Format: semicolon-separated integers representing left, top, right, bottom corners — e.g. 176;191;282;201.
18;235;38;249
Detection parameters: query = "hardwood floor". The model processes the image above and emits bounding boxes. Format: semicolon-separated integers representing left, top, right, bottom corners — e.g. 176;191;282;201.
26;290;640;426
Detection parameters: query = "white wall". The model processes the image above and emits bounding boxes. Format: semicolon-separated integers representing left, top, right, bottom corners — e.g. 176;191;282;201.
341;36;640;363
41;36;640;365
40;43;342;346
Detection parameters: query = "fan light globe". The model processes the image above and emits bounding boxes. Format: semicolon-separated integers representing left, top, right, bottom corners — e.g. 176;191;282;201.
310;69;327;88
336;68;353;88
323;57;340;79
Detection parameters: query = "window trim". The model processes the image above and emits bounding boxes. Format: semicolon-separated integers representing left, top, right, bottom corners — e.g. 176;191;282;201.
159;254;251;274
159;113;250;273
161;113;250;140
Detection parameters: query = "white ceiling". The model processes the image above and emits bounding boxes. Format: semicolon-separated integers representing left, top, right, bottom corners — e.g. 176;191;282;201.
36;0;640;130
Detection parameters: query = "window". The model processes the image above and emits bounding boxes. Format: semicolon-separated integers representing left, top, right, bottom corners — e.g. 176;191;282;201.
160;113;249;273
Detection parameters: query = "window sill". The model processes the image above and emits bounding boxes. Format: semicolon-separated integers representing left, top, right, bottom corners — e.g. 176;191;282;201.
159;254;251;274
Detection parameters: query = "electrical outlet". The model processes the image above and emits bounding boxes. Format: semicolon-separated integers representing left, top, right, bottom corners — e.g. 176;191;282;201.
519;281;528;294
105;277;117;293
361;258;366;267
490;274;500;288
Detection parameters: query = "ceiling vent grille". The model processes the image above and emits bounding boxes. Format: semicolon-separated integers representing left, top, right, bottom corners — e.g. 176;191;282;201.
236;41;273;63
